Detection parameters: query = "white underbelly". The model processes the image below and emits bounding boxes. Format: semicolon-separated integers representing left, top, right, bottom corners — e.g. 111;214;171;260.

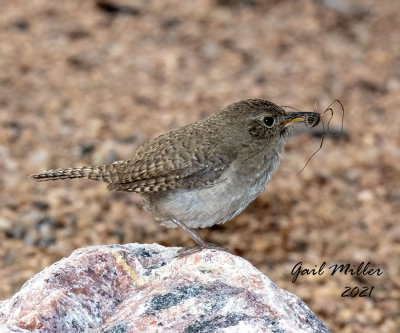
145;159;277;229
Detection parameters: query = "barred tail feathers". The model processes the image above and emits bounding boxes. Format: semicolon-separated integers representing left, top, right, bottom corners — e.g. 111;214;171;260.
30;161;125;182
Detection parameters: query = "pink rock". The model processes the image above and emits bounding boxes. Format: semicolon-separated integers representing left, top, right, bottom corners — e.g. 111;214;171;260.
0;244;330;332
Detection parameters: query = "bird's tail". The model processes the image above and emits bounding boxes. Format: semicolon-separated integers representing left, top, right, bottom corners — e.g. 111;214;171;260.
30;161;125;182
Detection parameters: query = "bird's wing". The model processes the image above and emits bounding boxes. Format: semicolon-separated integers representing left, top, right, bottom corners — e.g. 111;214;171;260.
107;127;235;193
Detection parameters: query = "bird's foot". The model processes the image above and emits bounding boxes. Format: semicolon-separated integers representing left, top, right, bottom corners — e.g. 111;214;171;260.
177;242;231;258
169;218;231;258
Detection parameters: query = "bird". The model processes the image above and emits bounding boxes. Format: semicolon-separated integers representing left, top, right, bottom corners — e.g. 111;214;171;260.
31;99;319;255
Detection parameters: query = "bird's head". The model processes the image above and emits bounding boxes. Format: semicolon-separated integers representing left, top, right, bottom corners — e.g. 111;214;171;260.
218;99;319;156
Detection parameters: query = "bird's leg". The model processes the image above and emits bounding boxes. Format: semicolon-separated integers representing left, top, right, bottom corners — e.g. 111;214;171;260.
171;219;231;257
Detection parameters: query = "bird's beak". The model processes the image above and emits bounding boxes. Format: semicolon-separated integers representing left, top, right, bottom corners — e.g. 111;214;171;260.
280;112;314;127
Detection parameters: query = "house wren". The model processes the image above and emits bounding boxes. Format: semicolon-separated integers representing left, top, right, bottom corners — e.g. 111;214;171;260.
32;99;320;254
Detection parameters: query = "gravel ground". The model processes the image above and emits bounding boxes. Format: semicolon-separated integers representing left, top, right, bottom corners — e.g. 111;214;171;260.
0;0;399;332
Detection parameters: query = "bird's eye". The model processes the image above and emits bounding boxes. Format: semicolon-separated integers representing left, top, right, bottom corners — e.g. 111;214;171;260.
263;116;275;128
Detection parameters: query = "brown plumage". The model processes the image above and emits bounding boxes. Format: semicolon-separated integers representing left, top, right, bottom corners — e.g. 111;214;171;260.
31;102;241;193
31;99;319;254
31;119;232;193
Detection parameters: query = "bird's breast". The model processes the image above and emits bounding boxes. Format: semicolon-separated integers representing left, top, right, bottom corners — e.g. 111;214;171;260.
144;152;280;229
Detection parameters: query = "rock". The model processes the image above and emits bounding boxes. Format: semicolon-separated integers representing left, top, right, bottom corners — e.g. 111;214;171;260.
0;244;330;332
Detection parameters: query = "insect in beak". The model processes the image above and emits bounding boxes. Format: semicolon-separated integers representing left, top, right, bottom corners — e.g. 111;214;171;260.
280;112;320;128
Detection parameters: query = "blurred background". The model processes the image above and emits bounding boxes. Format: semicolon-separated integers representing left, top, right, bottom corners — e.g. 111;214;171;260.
0;0;399;331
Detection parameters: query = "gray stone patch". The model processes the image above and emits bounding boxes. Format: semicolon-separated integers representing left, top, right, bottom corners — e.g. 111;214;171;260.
263;317;286;333
102;323;127;333
184;312;248;333
146;283;204;314
132;247;152;258
144;261;167;276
